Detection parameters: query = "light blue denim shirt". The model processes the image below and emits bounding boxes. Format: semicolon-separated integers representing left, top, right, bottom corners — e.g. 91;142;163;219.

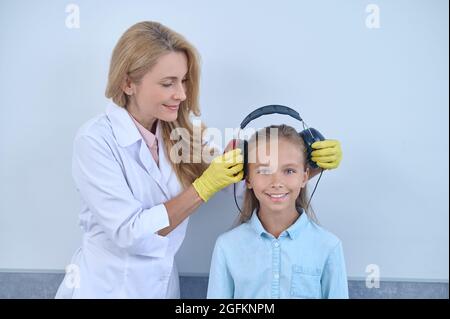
207;209;349;299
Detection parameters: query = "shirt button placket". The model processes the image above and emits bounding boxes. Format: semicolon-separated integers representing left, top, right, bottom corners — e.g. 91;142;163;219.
272;239;281;298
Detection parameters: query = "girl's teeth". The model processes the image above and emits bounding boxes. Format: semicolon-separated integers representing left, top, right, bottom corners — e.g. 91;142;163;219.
269;194;286;198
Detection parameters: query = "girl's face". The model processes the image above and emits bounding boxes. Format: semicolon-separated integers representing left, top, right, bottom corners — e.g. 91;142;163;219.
246;138;309;215
125;51;188;126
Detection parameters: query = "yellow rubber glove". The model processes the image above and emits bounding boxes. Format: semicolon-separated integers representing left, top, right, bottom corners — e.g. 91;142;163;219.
193;148;244;202
310;139;342;169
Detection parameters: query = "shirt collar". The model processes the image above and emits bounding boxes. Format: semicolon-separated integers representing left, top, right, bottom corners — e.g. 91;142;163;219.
285;208;310;239
129;114;158;148
249;207;310;240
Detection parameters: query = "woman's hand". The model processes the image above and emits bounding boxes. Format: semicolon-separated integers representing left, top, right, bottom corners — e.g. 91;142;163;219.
193;148;244;202
310;139;342;169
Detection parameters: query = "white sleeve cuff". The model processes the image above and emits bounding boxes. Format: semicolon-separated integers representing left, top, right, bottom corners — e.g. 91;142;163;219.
127;204;170;258
144;203;170;233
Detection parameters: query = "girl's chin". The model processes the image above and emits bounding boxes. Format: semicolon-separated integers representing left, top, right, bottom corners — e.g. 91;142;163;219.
258;206;297;217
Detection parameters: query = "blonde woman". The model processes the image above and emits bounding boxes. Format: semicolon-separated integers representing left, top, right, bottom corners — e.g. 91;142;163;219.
56;21;342;298
56;21;242;299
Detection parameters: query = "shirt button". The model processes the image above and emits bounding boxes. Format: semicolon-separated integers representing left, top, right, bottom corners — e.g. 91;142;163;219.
273;241;280;248
274;273;280;279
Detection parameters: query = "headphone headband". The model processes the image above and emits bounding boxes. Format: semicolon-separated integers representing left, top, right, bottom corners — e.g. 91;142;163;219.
239;105;303;129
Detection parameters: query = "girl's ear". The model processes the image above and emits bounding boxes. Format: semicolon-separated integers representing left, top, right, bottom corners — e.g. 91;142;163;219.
245;177;252;189
301;168;309;188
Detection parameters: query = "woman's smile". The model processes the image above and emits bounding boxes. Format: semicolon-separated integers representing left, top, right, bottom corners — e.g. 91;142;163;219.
163;103;180;111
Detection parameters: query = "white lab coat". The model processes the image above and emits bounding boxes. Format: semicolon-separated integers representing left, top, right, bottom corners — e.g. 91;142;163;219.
56;102;189;298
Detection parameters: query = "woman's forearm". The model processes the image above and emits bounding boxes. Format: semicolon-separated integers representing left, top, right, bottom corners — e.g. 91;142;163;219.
158;184;203;236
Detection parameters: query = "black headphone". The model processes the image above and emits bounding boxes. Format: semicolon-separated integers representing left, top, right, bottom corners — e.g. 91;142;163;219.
233;104;326;215
238;104;325;177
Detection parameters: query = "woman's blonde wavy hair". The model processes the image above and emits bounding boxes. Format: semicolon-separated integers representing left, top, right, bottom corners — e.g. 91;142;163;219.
105;21;209;188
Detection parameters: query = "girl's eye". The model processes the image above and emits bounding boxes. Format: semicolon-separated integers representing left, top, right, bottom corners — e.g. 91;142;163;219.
285;169;296;174
257;169;271;175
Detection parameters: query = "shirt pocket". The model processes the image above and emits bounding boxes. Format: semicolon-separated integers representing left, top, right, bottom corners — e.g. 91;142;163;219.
290;265;322;299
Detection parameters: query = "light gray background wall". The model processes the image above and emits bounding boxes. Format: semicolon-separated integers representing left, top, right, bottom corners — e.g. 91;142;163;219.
0;0;448;282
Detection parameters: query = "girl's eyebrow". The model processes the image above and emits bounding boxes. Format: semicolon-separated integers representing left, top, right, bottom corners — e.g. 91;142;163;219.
281;163;301;167
254;163;270;167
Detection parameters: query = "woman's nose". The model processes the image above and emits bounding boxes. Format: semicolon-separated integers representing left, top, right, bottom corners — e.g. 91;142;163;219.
173;83;187;101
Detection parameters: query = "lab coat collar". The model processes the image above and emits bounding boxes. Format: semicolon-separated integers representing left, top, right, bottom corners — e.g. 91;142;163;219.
105;101;171;199
105;102;142;147
155;119;172;183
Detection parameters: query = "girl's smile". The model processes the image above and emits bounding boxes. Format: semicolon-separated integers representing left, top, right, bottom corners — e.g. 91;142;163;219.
265;192;290;202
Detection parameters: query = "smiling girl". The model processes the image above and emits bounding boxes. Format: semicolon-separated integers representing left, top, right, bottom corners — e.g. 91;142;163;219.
207;125;348;299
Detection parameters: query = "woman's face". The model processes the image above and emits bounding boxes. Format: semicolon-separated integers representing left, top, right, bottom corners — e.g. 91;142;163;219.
246;138;309;215
125;51;188;128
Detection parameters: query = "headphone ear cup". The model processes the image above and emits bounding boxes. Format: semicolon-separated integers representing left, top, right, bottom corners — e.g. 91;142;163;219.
299;128;325;169
243;140;248;179
239;140;248;179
